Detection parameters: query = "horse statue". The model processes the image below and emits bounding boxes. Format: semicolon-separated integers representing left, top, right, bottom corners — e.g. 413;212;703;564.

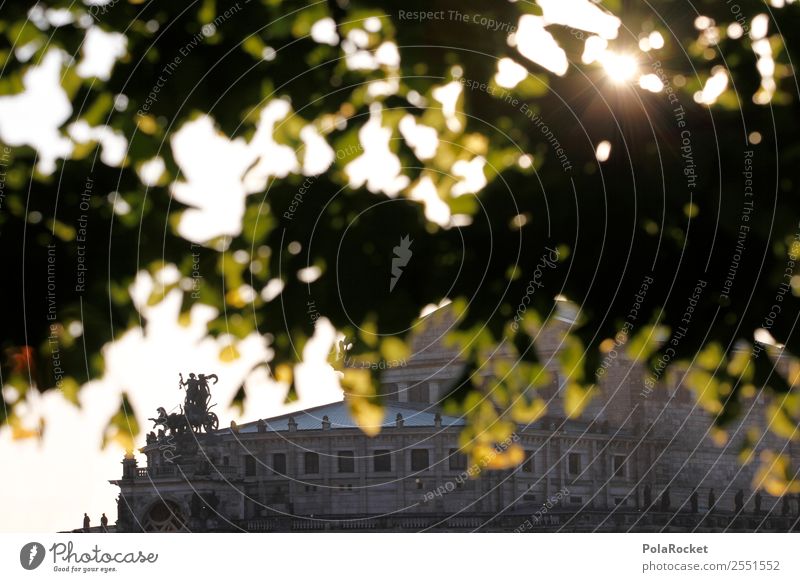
148;406;191;436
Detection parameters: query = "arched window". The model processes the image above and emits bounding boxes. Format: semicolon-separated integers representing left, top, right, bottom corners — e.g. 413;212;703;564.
142;501;186;532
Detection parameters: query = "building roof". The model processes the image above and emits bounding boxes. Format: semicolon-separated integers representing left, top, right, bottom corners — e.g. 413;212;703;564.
223;402;643;439
230;400;465;434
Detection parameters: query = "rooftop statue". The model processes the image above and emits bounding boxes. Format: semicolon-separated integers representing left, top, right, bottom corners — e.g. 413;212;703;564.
148;373;220;437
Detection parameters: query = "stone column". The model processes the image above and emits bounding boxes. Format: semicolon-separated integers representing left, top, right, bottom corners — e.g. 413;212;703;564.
544;435;551;500
358;434;368;513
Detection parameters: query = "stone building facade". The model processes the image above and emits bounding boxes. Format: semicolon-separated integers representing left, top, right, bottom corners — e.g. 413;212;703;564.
112;311;800;532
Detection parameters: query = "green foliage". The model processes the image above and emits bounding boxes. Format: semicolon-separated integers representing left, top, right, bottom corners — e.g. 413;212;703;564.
1;1;800;495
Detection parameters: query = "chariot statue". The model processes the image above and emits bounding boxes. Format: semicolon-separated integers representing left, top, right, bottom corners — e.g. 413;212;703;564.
149;372;220;436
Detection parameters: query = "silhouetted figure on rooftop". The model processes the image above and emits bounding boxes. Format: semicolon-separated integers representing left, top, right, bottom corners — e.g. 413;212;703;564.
177;372;219;432
83;513;90;532
100;513;108;532
197;373;217;409
179;373;201;411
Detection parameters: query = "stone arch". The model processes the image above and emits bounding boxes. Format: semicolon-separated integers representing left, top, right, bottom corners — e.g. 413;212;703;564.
141;499;187;532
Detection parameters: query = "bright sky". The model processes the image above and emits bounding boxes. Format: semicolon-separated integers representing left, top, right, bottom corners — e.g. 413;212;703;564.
0;269;344;532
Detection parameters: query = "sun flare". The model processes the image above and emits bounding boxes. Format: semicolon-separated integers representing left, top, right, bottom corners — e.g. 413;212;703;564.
601;52;638;83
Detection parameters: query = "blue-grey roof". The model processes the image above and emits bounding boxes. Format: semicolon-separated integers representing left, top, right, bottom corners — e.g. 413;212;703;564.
232;400;465;434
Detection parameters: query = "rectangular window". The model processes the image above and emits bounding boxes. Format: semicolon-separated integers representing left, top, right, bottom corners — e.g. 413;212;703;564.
613;455;626;477
305;452;319;474
272;453;286;474
409;384;429;403
568;453;581;475
244;455;256;477
522;451;534;473
448;449;467;471
570;496;583;505
338;451;355;473
411;449;430;471
373;450;392;472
